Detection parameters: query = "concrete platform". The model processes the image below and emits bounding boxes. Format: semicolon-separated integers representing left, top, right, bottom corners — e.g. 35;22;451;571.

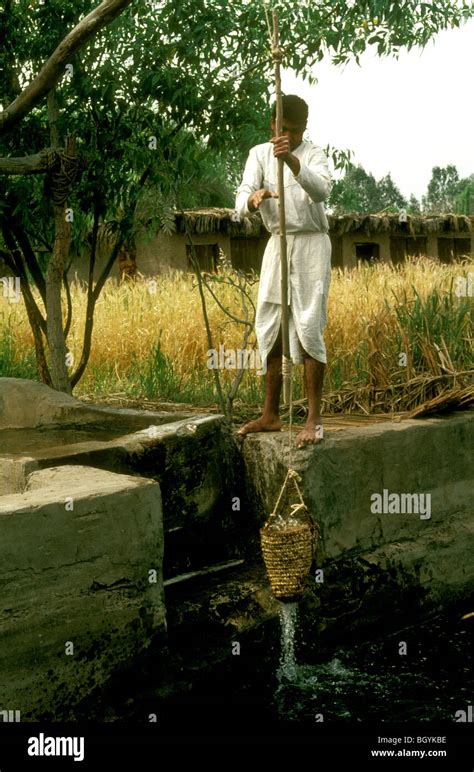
0;377;196;432
0;465;165;720
0;379;246;577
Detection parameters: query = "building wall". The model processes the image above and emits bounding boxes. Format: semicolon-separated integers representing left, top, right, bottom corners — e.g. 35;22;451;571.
436;234;473;262
136;232;232;276
426;235;438;259
66;226;474;282
340;232;473;269
230;235;268;273
67;246;121;284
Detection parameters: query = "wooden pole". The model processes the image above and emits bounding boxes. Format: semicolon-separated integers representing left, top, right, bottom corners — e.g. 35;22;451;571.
272;10;291;405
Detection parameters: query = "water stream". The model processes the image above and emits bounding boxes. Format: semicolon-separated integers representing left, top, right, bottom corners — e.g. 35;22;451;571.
277;601;299;682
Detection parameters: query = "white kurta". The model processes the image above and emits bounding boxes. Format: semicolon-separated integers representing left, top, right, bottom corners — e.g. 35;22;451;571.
235;140;332;366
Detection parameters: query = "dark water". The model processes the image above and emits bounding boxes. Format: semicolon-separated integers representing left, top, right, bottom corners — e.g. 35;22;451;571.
73;599;474;742
273;615;473;723
150;603;474;733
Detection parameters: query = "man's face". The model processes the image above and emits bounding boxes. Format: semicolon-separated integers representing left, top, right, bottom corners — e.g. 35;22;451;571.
271;117;306;151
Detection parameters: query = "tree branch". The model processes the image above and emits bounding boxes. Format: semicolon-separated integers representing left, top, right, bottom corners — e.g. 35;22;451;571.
181;214;226;417
0;0;135;135
70;203;101;387
0;151;54;175
9;221;47;303
1;222;47;336
63;271;73;340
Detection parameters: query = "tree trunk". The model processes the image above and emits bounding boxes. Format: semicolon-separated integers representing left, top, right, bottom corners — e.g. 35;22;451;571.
46;205;72;393
44;92;73;394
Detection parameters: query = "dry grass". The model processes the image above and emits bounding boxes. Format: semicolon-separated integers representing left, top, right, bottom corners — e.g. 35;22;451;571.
1;257;472;412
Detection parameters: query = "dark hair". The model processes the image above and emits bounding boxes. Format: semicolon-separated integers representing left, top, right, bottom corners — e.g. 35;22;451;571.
271;94;308;125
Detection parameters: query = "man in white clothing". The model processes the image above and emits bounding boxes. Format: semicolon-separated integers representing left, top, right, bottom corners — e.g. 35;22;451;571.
235;95;331;448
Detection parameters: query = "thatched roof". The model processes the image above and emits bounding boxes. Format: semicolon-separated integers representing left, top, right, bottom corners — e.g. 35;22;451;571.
174;208;474;238
328;213;474;237
175;207;262;237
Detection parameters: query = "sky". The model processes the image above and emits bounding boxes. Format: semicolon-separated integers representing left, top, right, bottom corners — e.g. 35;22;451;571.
281;17;474;200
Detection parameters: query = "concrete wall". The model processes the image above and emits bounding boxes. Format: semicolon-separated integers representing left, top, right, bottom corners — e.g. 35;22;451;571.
0;378;194;433
241;410;474;610
0;465;165;720
0;379;247;581
0;377;473;718
23;415;249;579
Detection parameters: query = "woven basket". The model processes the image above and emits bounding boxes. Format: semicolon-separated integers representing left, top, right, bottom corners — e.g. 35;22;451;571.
260;516;316;601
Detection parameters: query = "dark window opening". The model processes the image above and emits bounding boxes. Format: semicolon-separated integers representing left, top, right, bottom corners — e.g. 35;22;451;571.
437;238;472;264
355;242;380;263
390;237;427;264
330;235;344;269
186;243;219;273
230;237;267;274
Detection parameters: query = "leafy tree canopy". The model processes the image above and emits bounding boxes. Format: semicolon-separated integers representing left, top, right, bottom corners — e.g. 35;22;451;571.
329;164;407;214
422;165;474;214
2;0;474;222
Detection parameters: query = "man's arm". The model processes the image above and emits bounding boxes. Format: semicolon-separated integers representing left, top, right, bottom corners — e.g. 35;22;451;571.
271;137;331;203
235;147;277;217
294;146;331;204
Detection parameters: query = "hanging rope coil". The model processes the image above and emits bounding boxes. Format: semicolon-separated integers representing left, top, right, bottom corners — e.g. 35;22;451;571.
271;44;283;63
43;138;85;206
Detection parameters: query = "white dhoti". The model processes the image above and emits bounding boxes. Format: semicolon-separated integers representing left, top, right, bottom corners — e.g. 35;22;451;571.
256;231;331;367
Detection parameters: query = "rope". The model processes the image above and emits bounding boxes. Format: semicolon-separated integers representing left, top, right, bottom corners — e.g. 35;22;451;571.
262;0;273;43
267;468;306;524
43;143;85;206
282;353;293;465
50;150;81;206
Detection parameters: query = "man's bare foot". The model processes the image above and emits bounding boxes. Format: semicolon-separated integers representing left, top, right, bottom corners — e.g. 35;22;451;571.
295;422;324;449
237;416;283;436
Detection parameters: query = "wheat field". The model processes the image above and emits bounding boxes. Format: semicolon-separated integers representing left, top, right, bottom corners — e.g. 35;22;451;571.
1;258;472;409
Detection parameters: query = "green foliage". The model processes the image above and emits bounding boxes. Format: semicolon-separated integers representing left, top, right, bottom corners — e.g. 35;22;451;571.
377;173;407;211
407;194;421;215
128;339;182;400
126;337;214;403
422;165;462;214
329;165;378;213
391;285;473;373
455;175;474;215
324;145;354;174
330;164;474;218
329;164;407;213
2;0;473;239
